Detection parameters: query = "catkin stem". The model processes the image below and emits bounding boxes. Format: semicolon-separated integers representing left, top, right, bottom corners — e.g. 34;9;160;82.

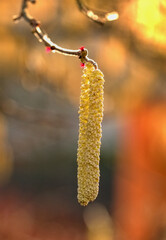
77;62;104;206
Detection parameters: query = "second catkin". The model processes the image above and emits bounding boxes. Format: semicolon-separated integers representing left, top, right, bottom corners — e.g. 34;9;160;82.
77;62;104;206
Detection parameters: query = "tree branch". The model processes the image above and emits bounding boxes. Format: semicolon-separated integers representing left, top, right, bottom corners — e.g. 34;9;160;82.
13;0;98;68
76;0;119;25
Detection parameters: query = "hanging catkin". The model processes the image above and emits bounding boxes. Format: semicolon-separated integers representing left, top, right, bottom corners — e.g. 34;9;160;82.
77;62;104;206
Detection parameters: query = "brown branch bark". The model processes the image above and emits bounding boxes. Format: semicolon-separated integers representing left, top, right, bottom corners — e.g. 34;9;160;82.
13;0;98;68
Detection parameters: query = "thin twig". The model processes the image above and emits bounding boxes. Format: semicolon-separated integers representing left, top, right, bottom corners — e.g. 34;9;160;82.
76;0;119;25
13;0;98;68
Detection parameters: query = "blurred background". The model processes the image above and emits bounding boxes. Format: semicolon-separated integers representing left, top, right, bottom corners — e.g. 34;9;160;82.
0;0;166;239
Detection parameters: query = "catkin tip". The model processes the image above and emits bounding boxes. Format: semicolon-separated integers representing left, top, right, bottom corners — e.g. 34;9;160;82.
78;199;89;206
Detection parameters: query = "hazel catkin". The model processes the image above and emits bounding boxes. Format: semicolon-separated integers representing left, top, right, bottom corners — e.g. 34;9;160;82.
77;62;104;206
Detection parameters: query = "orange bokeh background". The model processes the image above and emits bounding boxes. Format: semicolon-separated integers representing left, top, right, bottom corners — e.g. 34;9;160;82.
0;0;166;239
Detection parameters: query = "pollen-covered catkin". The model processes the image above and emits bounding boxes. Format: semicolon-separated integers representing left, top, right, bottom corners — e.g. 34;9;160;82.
77;62;104;206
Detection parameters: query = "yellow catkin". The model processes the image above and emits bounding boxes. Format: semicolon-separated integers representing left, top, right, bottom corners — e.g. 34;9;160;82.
77;62;104;206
